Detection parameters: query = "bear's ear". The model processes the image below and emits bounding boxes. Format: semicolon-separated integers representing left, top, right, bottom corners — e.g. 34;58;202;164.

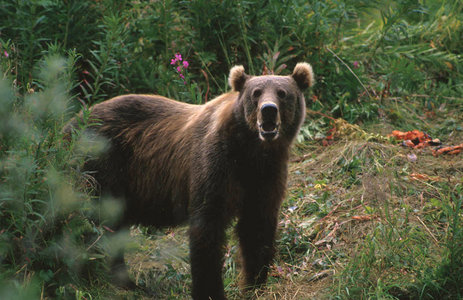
229;65;248;92
291;62;314;90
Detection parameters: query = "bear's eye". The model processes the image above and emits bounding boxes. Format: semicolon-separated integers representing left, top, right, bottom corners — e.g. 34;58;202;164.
252;89;262;98
277;89;287;99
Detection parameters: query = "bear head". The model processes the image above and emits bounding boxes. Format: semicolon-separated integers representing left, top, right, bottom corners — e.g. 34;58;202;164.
229;63;314;142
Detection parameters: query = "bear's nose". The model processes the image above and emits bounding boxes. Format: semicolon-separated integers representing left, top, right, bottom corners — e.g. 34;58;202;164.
260;103;278;122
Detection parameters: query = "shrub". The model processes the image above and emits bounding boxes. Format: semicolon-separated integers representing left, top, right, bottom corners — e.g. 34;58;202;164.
0;54;113;298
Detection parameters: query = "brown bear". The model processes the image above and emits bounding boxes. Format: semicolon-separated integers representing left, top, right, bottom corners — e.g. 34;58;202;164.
69;63;314;299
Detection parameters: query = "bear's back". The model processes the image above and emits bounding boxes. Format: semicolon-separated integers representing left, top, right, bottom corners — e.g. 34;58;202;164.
80;95;199;226
82;94;239;227
90;94;196;127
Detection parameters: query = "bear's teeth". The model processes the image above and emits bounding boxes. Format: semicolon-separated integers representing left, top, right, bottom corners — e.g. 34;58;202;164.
259;122;279;132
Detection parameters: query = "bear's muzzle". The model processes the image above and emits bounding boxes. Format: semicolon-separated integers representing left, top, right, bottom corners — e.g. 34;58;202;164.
258;102;280;141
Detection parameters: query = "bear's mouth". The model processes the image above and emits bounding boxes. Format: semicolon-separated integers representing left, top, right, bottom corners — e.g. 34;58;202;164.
258;122;280;141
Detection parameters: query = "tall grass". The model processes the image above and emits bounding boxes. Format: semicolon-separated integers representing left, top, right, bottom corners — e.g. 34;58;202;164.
2;0;461;115
415;184;463;299
333;183;463;300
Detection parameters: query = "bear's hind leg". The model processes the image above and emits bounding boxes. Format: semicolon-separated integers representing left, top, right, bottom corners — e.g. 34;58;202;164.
109;246;136;289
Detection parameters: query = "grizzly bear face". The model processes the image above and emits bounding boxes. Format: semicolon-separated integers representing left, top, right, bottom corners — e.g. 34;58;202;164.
229;63;314;142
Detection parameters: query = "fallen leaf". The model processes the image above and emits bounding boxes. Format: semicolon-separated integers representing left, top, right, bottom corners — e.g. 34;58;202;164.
445;61;453;70
409;173;441;182
432;143;463;156
390;130;431;143
352;215;375;221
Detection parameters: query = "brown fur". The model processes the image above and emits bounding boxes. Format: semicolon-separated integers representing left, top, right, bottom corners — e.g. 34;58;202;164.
68;63;314;300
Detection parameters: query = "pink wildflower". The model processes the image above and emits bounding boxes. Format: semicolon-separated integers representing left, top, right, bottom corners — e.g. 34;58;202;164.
4;51;8;58
353;61;359;68
170;53;189;84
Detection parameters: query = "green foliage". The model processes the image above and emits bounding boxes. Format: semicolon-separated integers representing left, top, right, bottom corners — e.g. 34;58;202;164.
414;184;463;299
332;183;463;300
0;0;102;93
333;217;429;299
2;0;461;120
0;54;117;298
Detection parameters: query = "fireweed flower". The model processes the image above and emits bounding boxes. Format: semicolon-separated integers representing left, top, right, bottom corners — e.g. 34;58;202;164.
171;52;189;84
4;51;8;58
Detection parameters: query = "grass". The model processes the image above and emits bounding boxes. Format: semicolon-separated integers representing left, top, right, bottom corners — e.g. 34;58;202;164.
116;111;462;299
1;0;463;299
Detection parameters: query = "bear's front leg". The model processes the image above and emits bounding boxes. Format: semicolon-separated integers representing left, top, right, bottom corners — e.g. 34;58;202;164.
237;202;279;292
189;212;227;300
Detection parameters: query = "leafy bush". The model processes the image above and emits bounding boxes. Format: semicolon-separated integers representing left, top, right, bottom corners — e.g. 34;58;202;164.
0;54;116;298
